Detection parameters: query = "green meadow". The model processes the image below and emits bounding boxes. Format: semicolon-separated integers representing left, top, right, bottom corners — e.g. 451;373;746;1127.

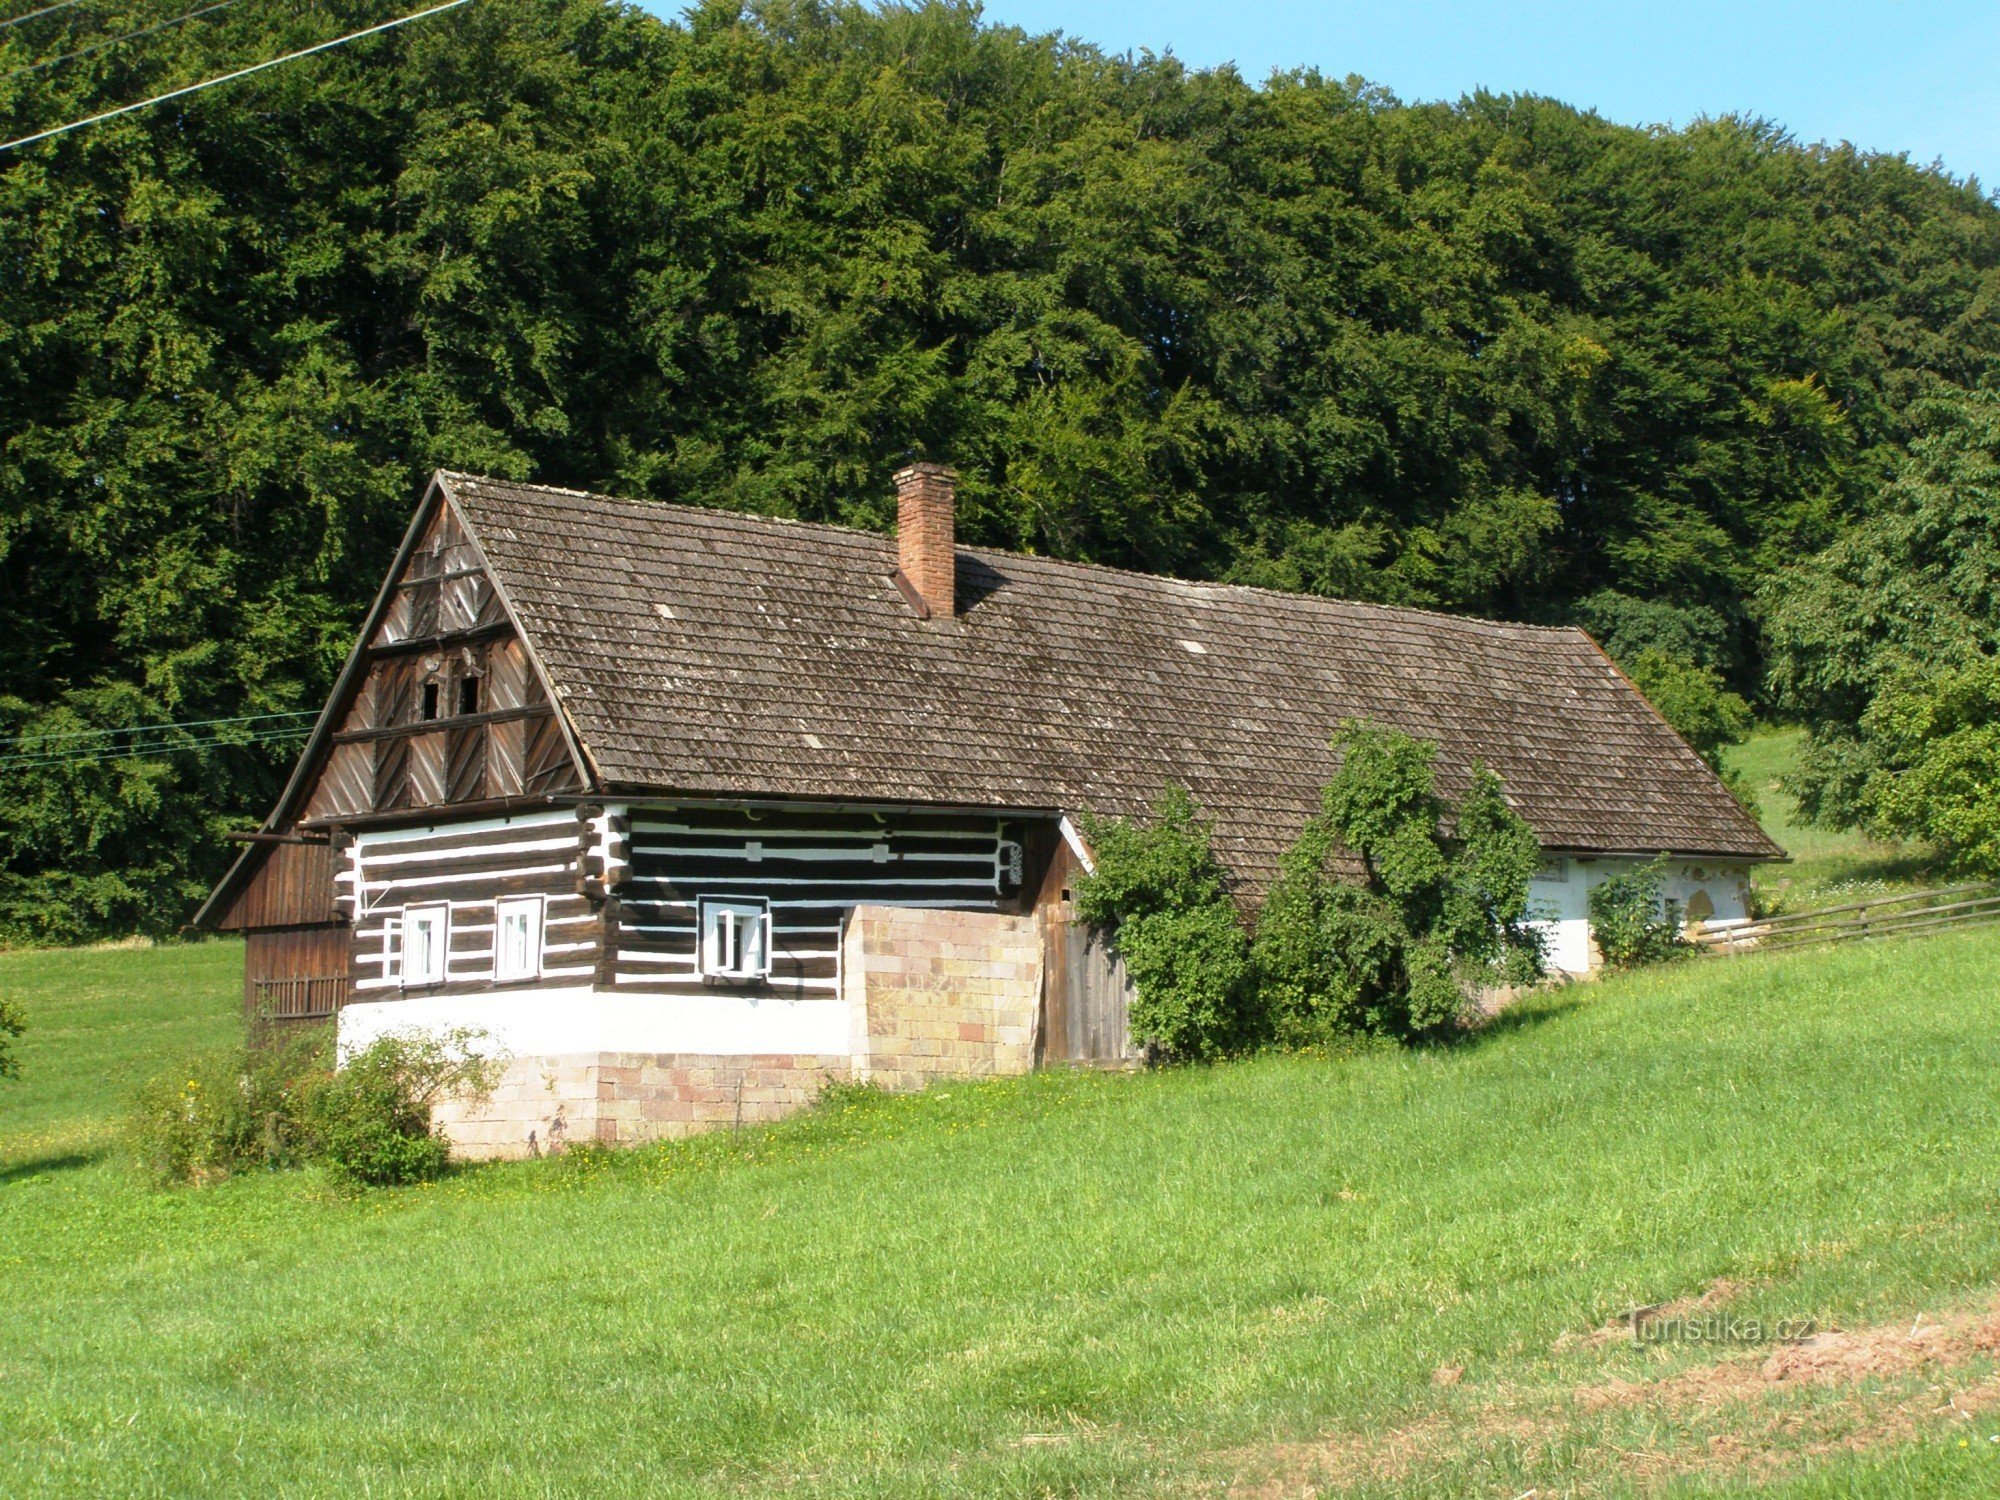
1725;727;1938;910
5;930;2000;1496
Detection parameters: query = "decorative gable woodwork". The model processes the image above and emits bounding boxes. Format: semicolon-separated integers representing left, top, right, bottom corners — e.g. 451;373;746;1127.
298;499;583;823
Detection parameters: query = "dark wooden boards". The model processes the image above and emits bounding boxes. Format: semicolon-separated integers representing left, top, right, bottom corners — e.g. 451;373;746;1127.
295;504;582;824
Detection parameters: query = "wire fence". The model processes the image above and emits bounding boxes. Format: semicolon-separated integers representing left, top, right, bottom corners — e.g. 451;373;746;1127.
1690;882;2000;956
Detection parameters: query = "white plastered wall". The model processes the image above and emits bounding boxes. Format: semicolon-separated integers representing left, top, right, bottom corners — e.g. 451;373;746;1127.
338;987;851;1060
1528;856;1754;974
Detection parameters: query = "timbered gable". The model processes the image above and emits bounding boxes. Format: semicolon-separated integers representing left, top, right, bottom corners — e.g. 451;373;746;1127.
296;496;584;825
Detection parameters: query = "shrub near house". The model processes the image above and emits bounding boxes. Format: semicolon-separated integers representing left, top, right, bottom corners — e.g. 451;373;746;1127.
132;1028;498;1187
1080;722;1547;1056
1253;723;1546;1042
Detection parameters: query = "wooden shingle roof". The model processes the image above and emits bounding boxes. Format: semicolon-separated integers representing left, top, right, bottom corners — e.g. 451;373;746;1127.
442;471;1781;896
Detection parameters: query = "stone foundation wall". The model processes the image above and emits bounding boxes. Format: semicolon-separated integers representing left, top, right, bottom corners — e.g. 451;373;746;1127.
843;905;1041;1091
425;905;1045;1159
432;1051;849;1159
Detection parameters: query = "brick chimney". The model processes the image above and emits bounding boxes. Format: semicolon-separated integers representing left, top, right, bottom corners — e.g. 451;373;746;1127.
893;461;957;618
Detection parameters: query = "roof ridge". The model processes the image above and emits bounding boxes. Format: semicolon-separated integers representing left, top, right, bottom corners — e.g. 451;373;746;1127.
438;470;1586;641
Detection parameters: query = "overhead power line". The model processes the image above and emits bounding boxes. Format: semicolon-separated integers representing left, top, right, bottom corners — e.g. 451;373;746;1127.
5;0;239;82
0;708;317;751
0;0;93;31
0;0;473;153
0;722;317;771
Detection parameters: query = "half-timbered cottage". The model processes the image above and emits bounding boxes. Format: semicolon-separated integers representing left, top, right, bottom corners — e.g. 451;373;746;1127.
197;465;1780;1153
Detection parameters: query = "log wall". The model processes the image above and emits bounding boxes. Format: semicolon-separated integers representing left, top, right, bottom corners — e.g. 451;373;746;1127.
610;805;1028;1001
342;809;604;997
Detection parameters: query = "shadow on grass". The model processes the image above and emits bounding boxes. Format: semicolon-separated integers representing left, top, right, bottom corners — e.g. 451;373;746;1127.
0;1149;104;1184
1454;989;1590;1048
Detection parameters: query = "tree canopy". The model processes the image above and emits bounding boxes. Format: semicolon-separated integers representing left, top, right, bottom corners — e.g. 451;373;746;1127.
1764;388;2000;870
3;0;1998;939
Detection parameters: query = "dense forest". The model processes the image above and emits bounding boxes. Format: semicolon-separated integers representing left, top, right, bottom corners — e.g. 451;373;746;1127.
3;0;1998;942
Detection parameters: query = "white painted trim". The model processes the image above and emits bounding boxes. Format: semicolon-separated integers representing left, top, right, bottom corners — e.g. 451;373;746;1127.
355;835;577;868
494;893;546;983
1059;814;1096;875
626;842;996;865
339;988;852;1056
400;903;449;987
622;874;995;890
358;862;571;892
351;809;576;847
630;819;912;840
585;802;630;888
609;971;840;992
776;896;1000;911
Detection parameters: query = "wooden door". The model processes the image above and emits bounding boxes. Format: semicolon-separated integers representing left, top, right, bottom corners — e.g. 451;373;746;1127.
1036;841;1141;1067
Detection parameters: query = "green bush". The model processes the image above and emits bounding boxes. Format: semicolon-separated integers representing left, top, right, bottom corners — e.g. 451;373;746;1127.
1253;721;1546;1043
1077;726;1547;1057
131;1026;328;1185
1852;659;2000;875
1076;787;1255;1061
306;1031;500;1187
130;1026;498;1187
1763;388;2000;846
1587;858;1687;969
0;993;22;1081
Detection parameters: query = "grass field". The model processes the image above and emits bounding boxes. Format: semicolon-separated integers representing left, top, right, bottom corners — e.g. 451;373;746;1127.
1724;727;1937;909
6;934;2000;1496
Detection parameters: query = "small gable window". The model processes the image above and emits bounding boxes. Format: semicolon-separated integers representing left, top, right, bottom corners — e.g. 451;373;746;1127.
456;646;484;717
494;895;544;982
400;904;450;987
699;897;770;980
421;680;441;722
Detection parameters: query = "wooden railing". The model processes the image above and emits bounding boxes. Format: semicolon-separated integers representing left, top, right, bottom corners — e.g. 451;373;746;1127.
253;975;350;1020
1690;882;2000;956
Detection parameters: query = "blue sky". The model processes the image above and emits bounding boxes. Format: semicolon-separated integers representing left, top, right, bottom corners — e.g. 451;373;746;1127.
646;2;2000;191
982;2;1999;189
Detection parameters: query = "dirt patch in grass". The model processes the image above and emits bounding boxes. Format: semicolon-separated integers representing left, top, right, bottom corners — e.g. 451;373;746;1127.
1214;1289;2000;1498
1585;1298;2000;1410
1557;1274;1748;1352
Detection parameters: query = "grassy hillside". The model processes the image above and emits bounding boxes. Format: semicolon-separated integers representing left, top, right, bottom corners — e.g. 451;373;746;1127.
1726;726;1937;909
0;940;241;1174
5;936;2000;1496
